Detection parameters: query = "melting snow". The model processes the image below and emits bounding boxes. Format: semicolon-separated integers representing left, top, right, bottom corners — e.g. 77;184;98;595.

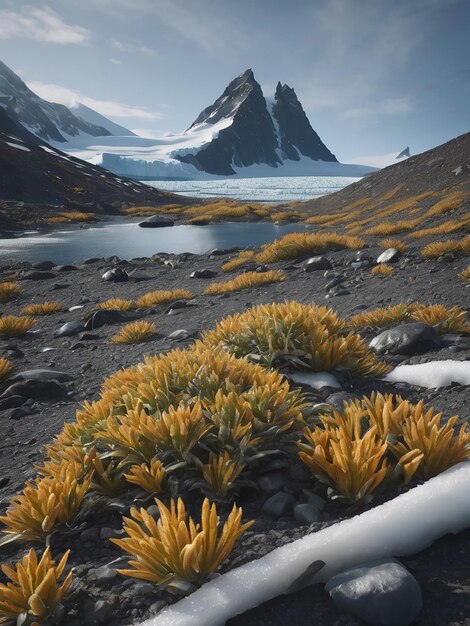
385;360;470;388
289;371;341;389
6;141;30;152
141;462;470;626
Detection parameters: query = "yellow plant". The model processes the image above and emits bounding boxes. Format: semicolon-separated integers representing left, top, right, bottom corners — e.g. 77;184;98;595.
203;301;389;376
0;282;20;303
0;357;13;383
349;303;410;328
256;232;365;263
201;451;245;498
363;219;421;236
221;250;256;272
21;302;65;315
371;263;395;276
111;497;253;593
204;270;285;295
379;238;407;253
423;191;467;218
409;304;470;334
124;459;166;493
298;409;389;503
96;298;135;311
151;403;213;459
47;210;92;222
0;315;36;337
460;265;470;281
408;219;469;240
110;320;157;344
0;466;92;543
135;289;193;309
0;547;72;625
420;236;469;258
388;401;470;479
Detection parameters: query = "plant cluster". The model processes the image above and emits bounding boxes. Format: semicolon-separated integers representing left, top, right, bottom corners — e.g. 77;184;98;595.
135;289;193;309
22;302;65;316
371;263;395;276
96;298;135;311
421;235;470;258
255;232;365;263
0;547;73;625
0;315;36;337
204;270;285;295
0;282;20;303
298;392;470;503
0;357;13;383
203;301;389;376
110;320;157;344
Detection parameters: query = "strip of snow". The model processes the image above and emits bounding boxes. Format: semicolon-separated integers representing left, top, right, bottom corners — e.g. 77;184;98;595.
384;360;470;388
142;462;470;626
5;141;31;152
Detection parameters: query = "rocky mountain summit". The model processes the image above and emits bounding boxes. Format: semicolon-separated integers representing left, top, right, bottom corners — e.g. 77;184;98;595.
0;60;114;143
179;69;337;175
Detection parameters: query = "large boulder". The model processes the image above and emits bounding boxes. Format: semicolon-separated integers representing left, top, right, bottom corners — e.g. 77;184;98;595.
369;322;442;355
84;310;139;330
101;268;129;282
138;215;174;228
325;559;422;625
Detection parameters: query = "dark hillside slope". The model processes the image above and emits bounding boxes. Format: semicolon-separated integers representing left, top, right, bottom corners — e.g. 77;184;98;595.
297;133;470;233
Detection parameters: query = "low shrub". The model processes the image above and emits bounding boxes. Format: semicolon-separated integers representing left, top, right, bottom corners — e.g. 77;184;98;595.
135;289;193;309
110;320;157;344
0;282;20;303
0;357;13;383
371;264;395;276
0;315;36;337
204;270;285;295
22;302;65;315
255;232;365;263
96;298;135;311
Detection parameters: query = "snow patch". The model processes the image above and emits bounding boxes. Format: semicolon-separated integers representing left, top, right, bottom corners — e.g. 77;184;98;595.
288;371;341;389
141;462;470;626
385;360;470;388
5;141;31;152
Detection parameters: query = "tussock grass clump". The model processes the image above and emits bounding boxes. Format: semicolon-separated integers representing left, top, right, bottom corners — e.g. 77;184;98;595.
460;265;470;281
47;210;93;223
423;191;467;218
349;304;410;329
96;298;135;311
364;219;421;236
204;270;285;295
408;219;469;240
379;238;407;253
410;304;470;334
256;232;365;263
421;235;470;258
112;498;253;593
22;302;65;315
0;464;92;544
0;357;13;383
298;392;470;503
0;315;36;337
0;547;73;625
221;250;256;272
110;320;157;344
135;289;193;309
371;264;395;276
203;301;389;376
0;282;20;303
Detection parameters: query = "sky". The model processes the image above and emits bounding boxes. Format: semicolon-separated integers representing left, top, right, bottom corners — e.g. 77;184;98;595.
0;0;469;165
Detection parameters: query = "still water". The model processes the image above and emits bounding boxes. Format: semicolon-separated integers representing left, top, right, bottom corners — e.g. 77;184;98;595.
0;220;307;265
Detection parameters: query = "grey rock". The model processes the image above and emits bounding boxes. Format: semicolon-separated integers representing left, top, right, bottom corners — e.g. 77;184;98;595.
32;260;55;270
325;559;422;626
304;256;332;272
369;322;442;355
351;260;372;269
255;264;269;273
100;527;124;541
84;310;138;330
82;257;102;264
78;332;100;341
128;269;152;282
138;215;174;228
10;369;74;382
258;471;287;494
190;269;218;279
377;248;401;264
167;329;198;341
21;270;55;280
325;276;343;290
262;492;295;518
101;267;129;282
89;600;113;625
93;564;119;585
54;321;85;337
355;250;374;262
5;407;32;420
0;395;27;411
0;379;69;400
0;476;10;489
328;285;349;297
305;492;327;511
326;392;360;411
294;503;322;524
54;264;77;272
80;527;100;543
165;300;193;314
208;247;241;256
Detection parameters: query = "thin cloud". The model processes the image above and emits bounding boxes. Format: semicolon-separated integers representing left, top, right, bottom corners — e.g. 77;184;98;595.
111;39;159;59
342;98;413;121
0;6;91;44
27;80;162;120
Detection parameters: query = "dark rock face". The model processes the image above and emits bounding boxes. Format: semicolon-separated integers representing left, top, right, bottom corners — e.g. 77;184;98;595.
180;70;281;175
369;322;442;355
272;82;337;162
138;215;174;228
0;60;111;143
325;559;422;626
84;310;139;330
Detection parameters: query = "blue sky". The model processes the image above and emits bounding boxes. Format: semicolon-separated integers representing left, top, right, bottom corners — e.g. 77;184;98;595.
0;0;469;164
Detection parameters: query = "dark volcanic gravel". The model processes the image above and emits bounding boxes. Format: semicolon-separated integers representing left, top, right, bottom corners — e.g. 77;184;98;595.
0;241;469;626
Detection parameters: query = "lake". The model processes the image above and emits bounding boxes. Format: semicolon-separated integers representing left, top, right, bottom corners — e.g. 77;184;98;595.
0;221;308;265
144;175;360;203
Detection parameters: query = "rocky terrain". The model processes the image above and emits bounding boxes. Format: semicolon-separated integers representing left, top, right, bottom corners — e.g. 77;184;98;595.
0;235;469;626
